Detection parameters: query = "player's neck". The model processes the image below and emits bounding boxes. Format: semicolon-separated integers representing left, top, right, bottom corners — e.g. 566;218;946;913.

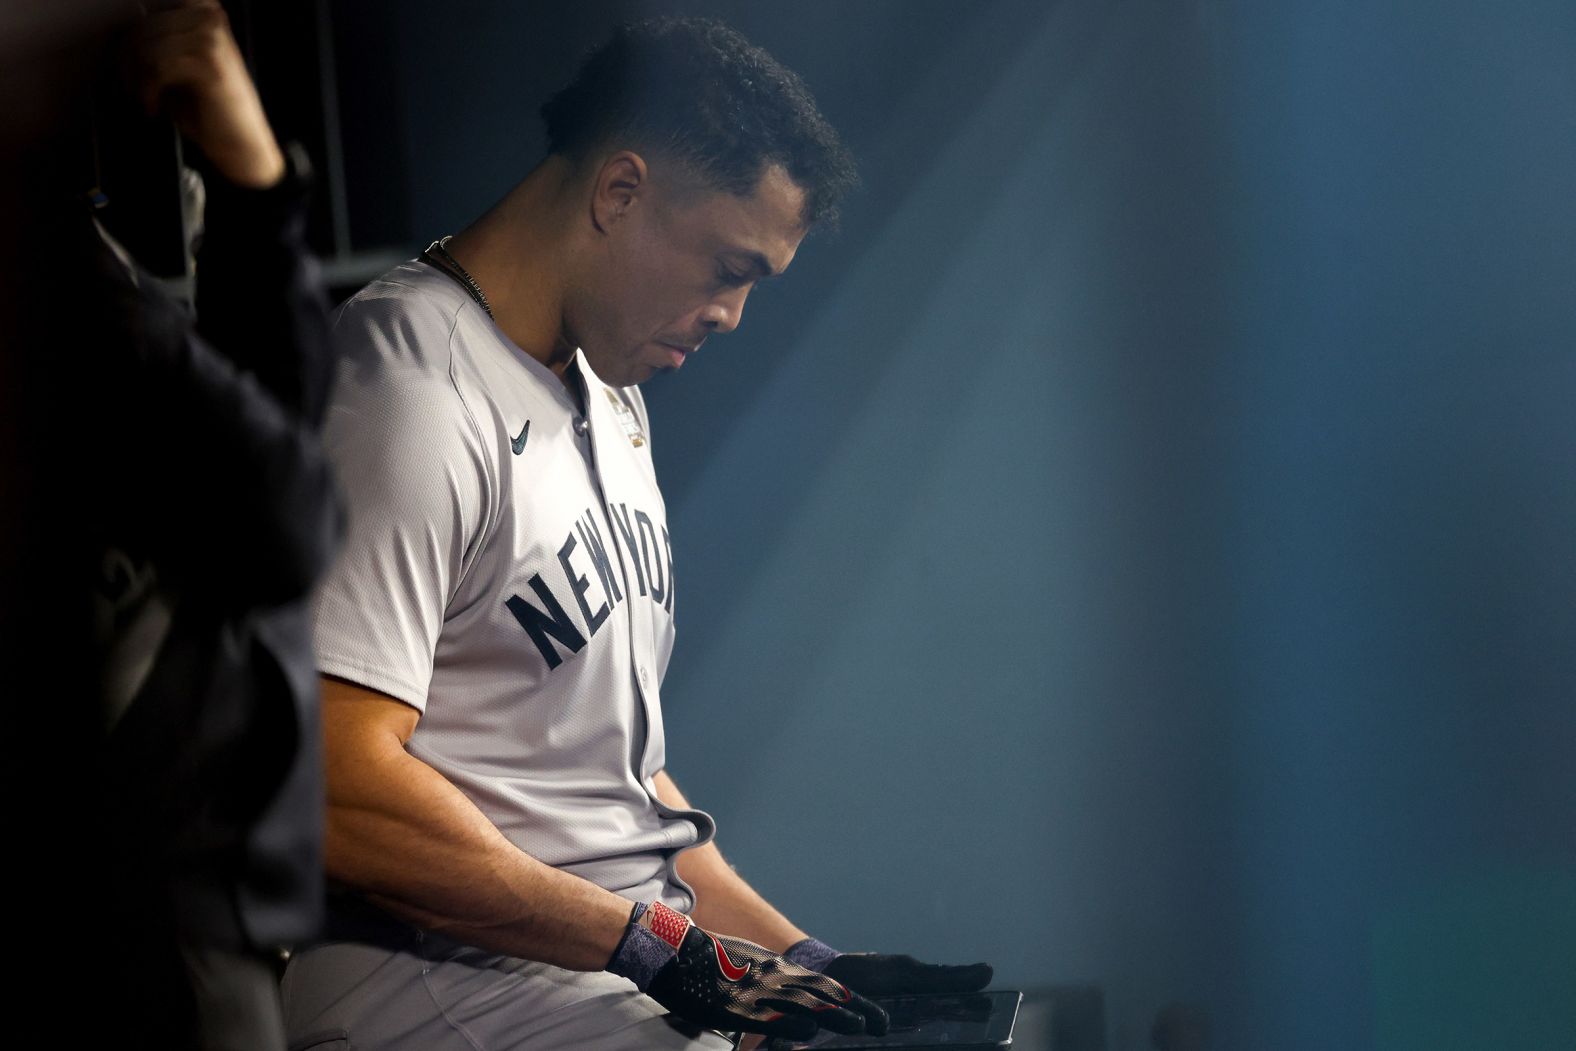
445;159;578;377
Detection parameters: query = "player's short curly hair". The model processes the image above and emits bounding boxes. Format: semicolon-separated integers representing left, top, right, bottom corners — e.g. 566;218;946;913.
540;17;856;228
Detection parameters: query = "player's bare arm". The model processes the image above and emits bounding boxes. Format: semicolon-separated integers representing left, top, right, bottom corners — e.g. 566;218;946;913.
320;674;632;970
655;770;810;953
133;0;285;189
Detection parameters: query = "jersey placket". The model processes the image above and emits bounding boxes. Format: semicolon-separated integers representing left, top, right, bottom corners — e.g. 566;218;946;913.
577;369;666;786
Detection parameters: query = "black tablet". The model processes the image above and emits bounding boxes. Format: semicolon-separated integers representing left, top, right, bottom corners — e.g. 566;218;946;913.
759;990;1021;1050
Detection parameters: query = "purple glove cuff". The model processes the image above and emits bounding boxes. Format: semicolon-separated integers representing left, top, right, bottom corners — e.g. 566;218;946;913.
784;936;841;973
606;901;686;991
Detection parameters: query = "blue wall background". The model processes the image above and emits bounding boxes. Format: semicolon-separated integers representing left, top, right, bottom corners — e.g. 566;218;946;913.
332;2;1576;1048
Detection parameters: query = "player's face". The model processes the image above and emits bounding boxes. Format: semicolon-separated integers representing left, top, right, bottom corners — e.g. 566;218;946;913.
573;164;809;386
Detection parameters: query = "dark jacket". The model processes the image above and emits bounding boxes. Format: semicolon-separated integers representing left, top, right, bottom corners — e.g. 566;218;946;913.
80;151;341;953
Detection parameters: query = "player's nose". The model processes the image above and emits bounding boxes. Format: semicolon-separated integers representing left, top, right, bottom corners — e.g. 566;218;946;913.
700;285;750;335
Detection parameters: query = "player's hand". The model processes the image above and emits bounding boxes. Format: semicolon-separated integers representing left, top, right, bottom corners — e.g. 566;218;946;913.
650;927;890;1040
608;902;889;1040
786;937;994;997
822;952;993;997
129;0;285;188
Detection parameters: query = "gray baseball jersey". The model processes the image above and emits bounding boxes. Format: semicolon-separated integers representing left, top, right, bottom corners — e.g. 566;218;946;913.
311;261;714;909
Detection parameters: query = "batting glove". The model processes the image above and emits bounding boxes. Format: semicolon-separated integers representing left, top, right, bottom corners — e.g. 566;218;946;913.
608;901;890;1040
785;937;994;997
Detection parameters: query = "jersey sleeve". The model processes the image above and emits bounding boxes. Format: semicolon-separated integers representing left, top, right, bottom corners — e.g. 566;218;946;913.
311;295;493;711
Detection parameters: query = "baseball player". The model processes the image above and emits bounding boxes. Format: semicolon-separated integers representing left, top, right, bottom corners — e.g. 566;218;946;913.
283;19;990;1050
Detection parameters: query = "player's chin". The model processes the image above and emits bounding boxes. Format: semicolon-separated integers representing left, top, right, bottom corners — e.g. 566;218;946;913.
630;360;673;386
626;362;661;386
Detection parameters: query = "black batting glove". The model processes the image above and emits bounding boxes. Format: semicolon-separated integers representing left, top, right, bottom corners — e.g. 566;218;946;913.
785;937;994;997
607;902;890;1040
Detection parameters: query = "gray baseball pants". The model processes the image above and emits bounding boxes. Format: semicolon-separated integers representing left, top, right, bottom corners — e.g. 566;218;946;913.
281;932;734;1051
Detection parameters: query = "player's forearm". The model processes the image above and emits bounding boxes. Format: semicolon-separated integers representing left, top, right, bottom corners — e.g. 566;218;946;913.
676;840;809;953
654;771;809;953
325;726;630;970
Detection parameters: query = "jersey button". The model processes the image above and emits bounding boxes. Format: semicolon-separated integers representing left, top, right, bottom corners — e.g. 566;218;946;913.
638;666;649;688
573;416;589;436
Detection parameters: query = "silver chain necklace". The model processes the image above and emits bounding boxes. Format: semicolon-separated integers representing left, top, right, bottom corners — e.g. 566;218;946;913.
422;235;494;319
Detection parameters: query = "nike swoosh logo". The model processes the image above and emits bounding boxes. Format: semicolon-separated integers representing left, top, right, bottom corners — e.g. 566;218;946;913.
511;420;530;455
710;936;750;982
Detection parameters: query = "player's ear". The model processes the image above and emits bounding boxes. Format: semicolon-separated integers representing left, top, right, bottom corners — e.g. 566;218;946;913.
590;151;648;234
